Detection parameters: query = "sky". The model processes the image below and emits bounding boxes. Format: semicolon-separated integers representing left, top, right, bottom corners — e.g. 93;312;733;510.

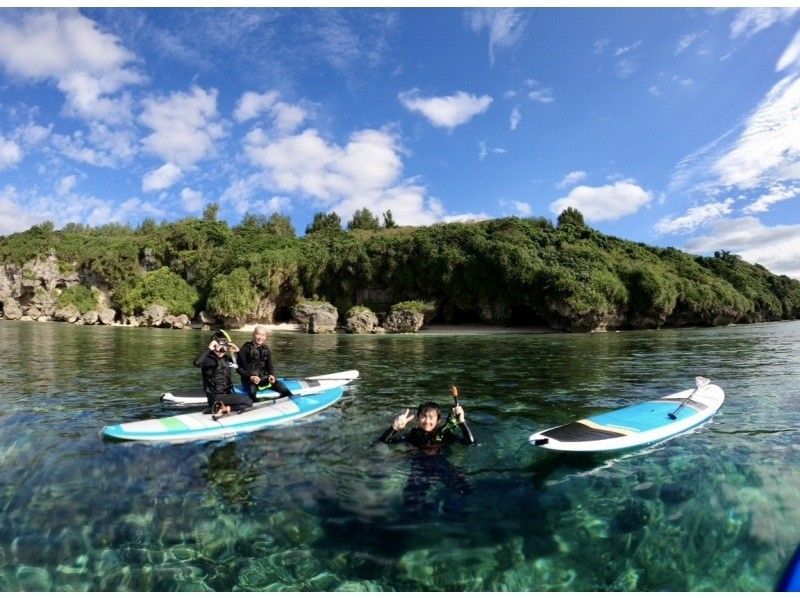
1;7;800;279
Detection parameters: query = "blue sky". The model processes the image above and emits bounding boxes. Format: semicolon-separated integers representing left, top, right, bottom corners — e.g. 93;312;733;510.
1;7;800;278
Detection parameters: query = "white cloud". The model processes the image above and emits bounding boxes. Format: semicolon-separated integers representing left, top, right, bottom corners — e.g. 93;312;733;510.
0;9;144;123
510;106;521;130
684;217;800;279
525;79;554;104
244;126;447;225
57;175;77;195
500;198;532;217
713;73;800;189
0;186;41;234
649;85;661;96
556;170;587;189
672;74;693;87
616;57;639;78
730;8;799;39
478;141;506;161
233;91;279;123
614;40;641;56
466;8;527;65
0;135;22;169
594;39;609;55
675;32;704;55
549;180;653;221
142;162;182;192
180;187;206;213
777;27;800;72
654;198;735;235
742;185;800;214
140;86;225;168
398;89;493;129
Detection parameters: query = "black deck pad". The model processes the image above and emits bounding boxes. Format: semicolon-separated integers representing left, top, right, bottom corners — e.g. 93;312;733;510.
544;421;627;442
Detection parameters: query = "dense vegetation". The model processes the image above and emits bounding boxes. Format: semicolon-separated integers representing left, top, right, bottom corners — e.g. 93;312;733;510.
2;206;799;331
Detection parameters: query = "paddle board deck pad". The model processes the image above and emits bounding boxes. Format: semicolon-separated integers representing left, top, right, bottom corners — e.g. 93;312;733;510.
528;383;724;452
104;386;345;442
160;370;359;406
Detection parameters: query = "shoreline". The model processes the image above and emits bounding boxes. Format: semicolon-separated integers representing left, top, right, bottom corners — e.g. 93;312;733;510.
233;322;556;335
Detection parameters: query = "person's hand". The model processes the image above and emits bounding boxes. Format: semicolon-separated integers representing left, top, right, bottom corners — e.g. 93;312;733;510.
250;375;261;384
208;340;220;351
268;375;277;384
453;405;466;424
392;409;415;431
228;342;239;353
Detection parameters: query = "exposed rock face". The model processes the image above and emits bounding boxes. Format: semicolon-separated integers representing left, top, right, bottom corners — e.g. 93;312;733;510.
82;310;99;325
345;308;379;334
2;298;23;320
293;301;338;334
384;309;424;333
99;308;116;325
163;314;191;329
141;304;168;327
54;305;81;323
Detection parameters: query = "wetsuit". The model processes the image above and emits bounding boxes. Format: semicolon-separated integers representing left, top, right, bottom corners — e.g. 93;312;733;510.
236;340;293;401
194;349;253;411
380;418;475;513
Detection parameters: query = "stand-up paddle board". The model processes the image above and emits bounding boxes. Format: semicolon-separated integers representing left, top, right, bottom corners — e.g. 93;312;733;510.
104;386;345;442
777;543;800;591
529;378;724;452
160;370;359;406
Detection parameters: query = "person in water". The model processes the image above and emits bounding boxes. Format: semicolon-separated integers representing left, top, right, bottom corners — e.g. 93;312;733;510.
194;332;252;417
236;325;293;401
380;387;475;514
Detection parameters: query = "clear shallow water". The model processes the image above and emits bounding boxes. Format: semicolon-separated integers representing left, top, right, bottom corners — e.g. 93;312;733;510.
0;320;799;591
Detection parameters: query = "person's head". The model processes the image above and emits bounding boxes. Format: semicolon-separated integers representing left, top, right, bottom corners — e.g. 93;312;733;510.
416;401;441;432
211;332;228;355
252;325;267;346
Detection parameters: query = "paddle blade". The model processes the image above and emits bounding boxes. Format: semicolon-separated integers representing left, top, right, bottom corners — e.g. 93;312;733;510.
694;376;710;388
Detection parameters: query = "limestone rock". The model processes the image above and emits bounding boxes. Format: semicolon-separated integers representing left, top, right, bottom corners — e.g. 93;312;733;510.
54;305;81;323
384;309;424;333
2;299;23;320
345;308;379;334
82;310;99;325
98;308;116;325
293;301;338;334
142;304;168;327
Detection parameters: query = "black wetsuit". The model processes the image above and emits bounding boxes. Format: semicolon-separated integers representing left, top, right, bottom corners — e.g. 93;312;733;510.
194;349;253;411
236;340;293;401
380;418;475;513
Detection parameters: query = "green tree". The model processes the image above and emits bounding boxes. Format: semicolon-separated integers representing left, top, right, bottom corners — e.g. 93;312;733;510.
557;207;586;229
382;209;397;229
206;267;258;318
265;213;296;237
203;203;220;221
348;207;380;231
117;267;199;316
306;212;342;235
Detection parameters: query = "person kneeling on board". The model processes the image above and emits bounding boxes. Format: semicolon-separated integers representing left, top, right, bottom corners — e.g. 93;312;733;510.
236;325;293;402
194;333;251;417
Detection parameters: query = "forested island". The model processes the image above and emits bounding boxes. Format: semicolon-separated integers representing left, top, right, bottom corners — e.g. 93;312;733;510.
1;205;799;333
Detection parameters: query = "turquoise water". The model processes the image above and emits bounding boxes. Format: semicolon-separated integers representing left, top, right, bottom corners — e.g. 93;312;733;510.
0;319;799;591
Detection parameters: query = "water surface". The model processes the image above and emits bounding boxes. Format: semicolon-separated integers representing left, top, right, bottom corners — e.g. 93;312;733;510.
0;320;799;591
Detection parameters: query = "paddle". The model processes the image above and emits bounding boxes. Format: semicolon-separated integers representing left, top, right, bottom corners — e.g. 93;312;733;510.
667;376;710;420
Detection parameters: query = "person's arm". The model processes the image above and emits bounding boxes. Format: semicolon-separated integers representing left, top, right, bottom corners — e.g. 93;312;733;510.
264;346;276;378
379;409;415;444
445;405;475;445
194;348;215;368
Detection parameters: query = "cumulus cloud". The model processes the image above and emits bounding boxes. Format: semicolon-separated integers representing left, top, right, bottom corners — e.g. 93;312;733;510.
0;135;22;169
684;217;800;279
0;186;41;234
549;180;653;221
244;126;445;225
500;198;532;217
0;9;144;124
398;89;492;129
57;175;77;195
730;8;799;39
466;8;527;65
140;86;225;169
654;198;735;235
142;162;182;192
234;90;308;134
556;170;587;189
180;187;206;212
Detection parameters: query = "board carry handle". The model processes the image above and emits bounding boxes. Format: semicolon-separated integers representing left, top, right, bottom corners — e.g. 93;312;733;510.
668;376;710;420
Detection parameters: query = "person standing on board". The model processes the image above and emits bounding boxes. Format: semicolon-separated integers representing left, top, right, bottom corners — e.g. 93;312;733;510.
236;325;294;402
194;332;251;417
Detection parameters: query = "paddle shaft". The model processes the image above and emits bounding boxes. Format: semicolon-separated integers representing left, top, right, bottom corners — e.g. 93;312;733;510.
668;378;709;420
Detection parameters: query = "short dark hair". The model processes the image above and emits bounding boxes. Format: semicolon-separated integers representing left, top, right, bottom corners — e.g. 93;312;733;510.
416;401;441;419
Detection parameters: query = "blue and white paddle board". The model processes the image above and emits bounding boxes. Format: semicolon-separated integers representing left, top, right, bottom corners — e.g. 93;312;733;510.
160;370;359;406
777;544;800;591
529;382;724;452
104;386;345;442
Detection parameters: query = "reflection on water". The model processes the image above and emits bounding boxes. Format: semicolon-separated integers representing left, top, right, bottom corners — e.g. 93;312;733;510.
0;320;799;590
